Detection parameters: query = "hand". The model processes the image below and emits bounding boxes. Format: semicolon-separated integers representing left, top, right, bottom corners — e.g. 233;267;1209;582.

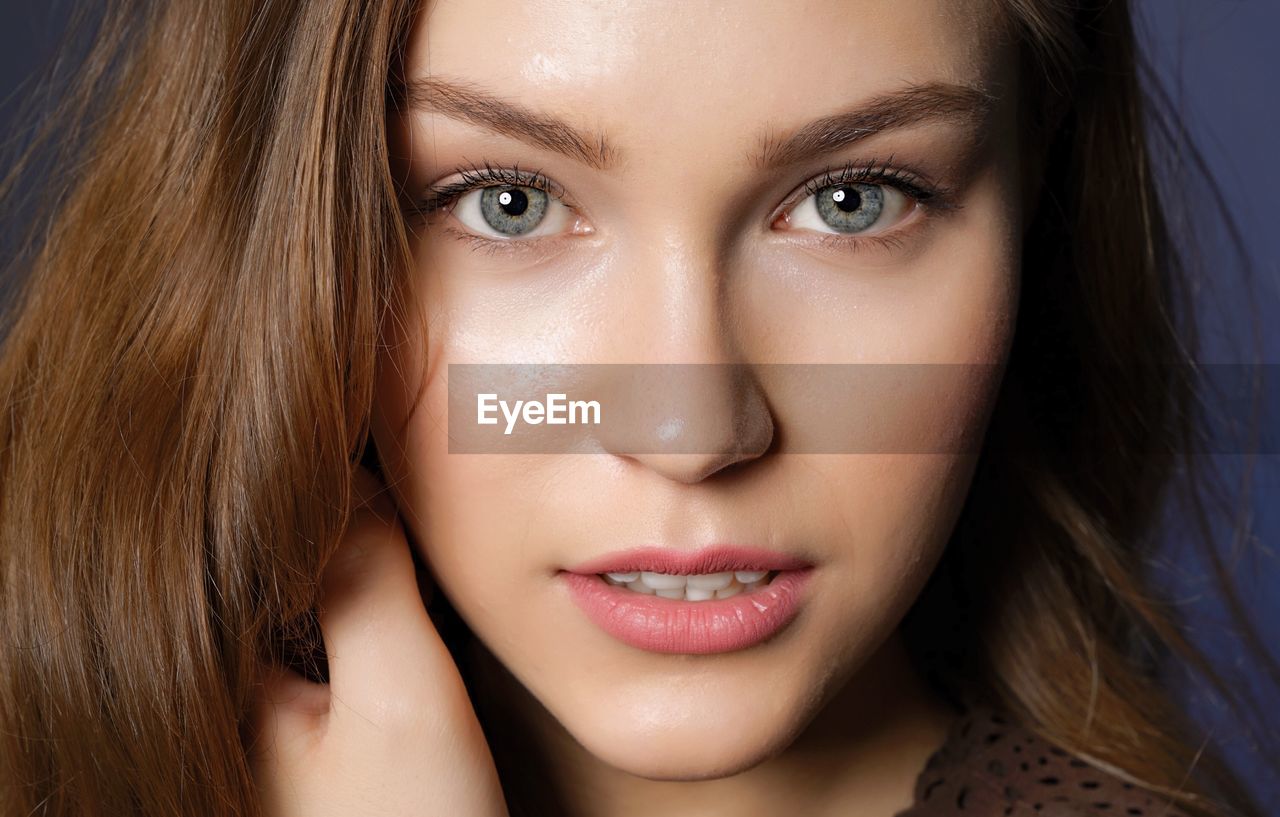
247;467;509;817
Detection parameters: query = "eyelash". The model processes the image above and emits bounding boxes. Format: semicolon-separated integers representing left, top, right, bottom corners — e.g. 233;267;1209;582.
786;155;958;254
410;155;958;256
415;159;568;215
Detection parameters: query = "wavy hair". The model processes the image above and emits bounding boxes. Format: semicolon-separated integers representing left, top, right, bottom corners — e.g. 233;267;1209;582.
0;1;1273;815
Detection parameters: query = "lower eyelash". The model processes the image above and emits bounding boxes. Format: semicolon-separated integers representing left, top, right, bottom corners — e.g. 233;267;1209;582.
787;207;943;259
812;230;910;255
440;224;569;261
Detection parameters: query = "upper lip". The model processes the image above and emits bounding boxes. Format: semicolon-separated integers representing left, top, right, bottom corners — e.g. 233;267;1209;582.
565;545;813;576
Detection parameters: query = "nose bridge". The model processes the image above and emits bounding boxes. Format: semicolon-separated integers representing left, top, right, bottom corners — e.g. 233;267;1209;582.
595;227;774;484
631;227;727;358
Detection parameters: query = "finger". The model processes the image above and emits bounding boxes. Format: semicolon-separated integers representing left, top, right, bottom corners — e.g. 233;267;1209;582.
316;468;458;716
354;466;436;609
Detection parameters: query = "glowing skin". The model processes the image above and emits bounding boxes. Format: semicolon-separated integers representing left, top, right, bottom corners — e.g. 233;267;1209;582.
373;1;1023;814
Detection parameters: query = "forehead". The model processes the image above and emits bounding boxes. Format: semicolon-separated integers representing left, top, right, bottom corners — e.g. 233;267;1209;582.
408;1;1013;145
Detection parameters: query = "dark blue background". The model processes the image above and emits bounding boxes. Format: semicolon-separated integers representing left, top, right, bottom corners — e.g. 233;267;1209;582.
1;0;1276;810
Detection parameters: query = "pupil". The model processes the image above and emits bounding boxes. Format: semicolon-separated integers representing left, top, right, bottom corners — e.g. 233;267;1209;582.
498;187;528;216
832;185;861;212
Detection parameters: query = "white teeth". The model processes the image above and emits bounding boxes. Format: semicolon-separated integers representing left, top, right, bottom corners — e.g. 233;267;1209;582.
639;571;687;590
602;570;775;601
685;572;733;591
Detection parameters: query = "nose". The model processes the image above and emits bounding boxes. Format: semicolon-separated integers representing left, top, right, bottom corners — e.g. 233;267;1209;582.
593;236;774;484
615;364;774;483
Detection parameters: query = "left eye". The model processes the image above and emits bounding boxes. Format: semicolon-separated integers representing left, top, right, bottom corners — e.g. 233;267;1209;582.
450;184;576;239
785;182;912;236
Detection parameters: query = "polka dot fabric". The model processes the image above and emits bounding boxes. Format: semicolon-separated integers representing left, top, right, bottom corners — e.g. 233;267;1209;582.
894;705;1194;817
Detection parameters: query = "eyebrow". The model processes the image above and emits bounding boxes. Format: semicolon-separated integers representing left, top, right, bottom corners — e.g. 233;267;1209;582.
401;76;996;172
402;76;619;170
750;82;997;169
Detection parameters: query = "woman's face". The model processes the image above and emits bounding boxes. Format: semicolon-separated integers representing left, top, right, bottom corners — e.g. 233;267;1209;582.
374;0;1023;778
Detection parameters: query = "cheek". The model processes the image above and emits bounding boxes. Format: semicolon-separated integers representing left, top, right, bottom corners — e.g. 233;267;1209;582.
755;451;983;713
373;360;541;582
800;453;981;594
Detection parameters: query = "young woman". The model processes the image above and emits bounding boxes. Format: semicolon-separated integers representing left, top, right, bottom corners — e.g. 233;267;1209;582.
0;1;1273;815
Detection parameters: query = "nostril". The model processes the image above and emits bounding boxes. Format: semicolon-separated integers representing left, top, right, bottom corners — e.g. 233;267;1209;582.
593;363;777;484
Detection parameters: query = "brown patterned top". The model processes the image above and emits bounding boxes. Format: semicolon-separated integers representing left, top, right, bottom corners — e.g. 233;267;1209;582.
894;705;1194;817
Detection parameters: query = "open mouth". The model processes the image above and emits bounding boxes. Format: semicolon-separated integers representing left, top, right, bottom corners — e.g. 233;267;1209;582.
599;570;777;600
564;566;813;653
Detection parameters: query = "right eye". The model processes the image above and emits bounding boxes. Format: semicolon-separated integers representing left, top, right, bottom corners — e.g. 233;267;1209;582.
418;163;586;245
449;184;578;239
786;182;913;237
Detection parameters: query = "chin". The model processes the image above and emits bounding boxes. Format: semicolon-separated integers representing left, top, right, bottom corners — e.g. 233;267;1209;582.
544;669;820;780
571;713;802;781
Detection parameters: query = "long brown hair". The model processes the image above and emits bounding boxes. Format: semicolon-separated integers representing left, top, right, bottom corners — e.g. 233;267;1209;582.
0;1;1272;815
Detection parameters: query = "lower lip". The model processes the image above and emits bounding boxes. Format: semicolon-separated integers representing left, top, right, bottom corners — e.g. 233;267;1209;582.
559;569;815;654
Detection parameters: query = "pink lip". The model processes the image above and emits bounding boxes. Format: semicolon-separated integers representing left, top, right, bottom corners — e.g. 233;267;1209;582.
565;545;812;576
560;546;815;654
